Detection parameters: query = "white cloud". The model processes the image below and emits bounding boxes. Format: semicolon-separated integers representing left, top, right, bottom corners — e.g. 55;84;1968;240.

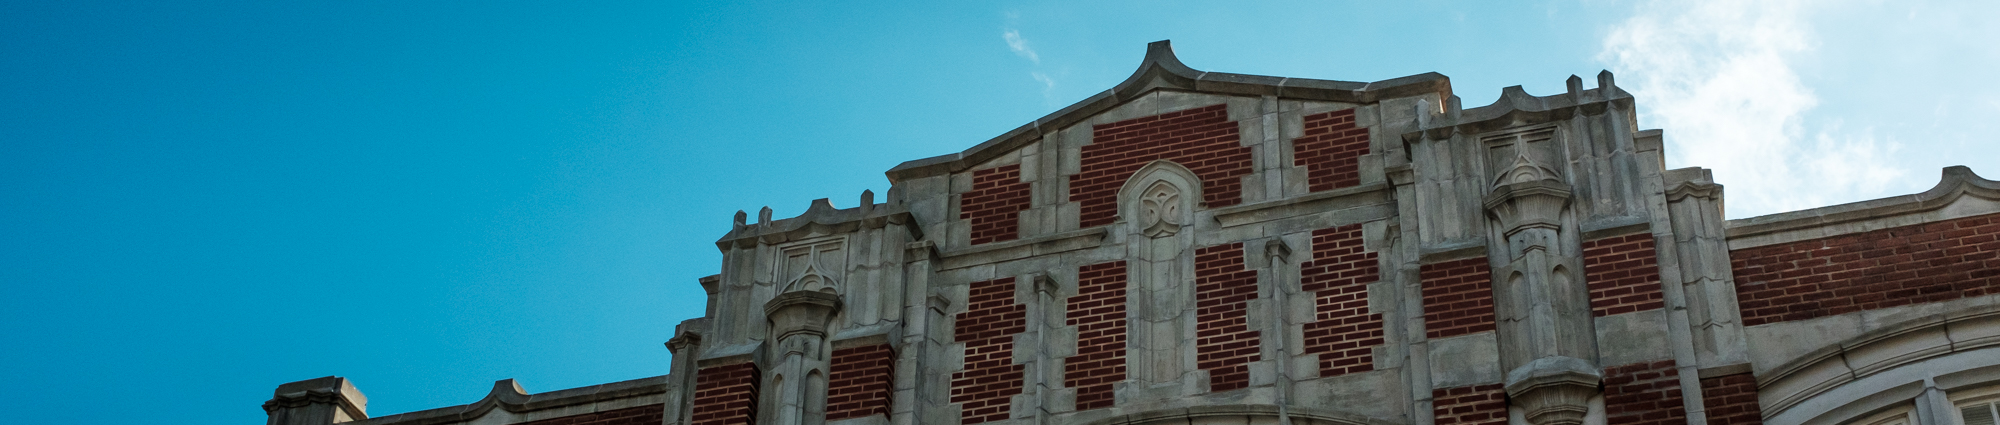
1003;29;1039;64
1599;0;1907;218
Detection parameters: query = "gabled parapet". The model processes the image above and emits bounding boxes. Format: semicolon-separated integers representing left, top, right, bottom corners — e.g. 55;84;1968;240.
714;191;920;251
1726;166;2000;248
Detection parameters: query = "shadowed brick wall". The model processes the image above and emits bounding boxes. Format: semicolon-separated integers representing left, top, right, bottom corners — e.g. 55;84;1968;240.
1292;109;1368;192
1299;224;1383;378
951;277;1027;424
1584;233;1665;316
690;363;759;425
961;164;1033;245
1603;361;1685;425
1070;104;1252;228
1731;213;2000;326
1432;384;1507;425
827;344;895;420
1700;373;1763;425
1064;261;1127;411
1420;257;1496;339
517;404;663;425
1194;243;1262;392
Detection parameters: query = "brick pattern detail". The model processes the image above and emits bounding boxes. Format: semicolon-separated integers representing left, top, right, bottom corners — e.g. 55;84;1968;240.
960;164;1033;245
516;404;663;425
951;277;1027;424
1298;224;1383;377
1432;384;1507;425
1292;109;1369;192
1070;104;1252;228
1603;361;1686;425
1584;234;1666;316
690;363;760;425
1700;373;1764;425
1731;213;2000;326
827;344;895;420
1421;257;1496;339
1065;261;1128;411
1194;243;1262;392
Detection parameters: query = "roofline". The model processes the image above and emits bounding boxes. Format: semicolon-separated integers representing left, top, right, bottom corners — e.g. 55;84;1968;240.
883;40;1453;183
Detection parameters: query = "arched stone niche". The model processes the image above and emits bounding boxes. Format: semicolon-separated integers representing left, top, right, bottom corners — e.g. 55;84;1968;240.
1114;160;1206;394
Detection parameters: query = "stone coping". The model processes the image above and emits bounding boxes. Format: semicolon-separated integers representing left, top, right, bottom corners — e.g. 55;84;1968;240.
714;197;917;250
1725;166;1999;249
1076;404;1404;425
1212;182;1390;228
345;376;668;425
884;40;1451;183
1399;72;1635;141
935;227;1107;271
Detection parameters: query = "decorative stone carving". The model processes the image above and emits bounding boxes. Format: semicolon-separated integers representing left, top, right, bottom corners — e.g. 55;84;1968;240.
1139;181;1183;238
1504;356;1602;425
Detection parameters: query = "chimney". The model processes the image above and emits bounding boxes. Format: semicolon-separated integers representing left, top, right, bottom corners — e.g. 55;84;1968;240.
263;376;367;425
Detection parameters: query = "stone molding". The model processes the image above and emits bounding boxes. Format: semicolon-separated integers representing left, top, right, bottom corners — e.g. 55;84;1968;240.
715;198;918;250
340;377;668;425
1754;302;2000;421
1726;166;2000;250
1074;404;1404;425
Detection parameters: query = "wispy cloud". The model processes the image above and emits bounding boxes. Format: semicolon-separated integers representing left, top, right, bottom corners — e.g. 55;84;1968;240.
1599;0;1907;218
1003;29;1039;64
1003;24;1057;106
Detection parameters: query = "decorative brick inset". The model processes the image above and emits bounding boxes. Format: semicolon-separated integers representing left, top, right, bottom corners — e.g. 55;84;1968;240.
1603;361;1685;425
1731;213;2000;326
1071;104;1253;228
827;344;895;420
517;404;663;425
1584;233;1665;316
961;164;1033;245
1700;373;1763;425
1299;224;1383;378
1292;109;1369;192
951;277;1027;424
1194;243;1262;392
1065;261;1127;411
1432;384;1507;425
690;362;760;425
1421;257;1495;339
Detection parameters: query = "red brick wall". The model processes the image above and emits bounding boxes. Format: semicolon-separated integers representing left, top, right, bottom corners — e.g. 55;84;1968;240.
1065;261;1127;411
1700;373;1763;425
1731;213;2000;326
1432;384;1507;425
827;344;895;420
1070;104;1252;228
951;277;1027;424
1421;257;1496;339
1292;109;1368;192
1584;233;1665;316
961;164;1033;245
1604;361;1686;425
690;362;760;425
1194;243;1262;392
517;404;663;425
1299;224;1384;378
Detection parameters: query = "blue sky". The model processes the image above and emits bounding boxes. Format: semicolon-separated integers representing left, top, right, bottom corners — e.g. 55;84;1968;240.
2;1;1995;424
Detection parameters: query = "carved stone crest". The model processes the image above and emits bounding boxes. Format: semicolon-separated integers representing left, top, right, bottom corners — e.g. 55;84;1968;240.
1139;181;1183;238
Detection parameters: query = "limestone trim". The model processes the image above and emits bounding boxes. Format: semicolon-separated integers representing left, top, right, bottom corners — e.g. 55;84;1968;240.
1726;166;2000;250
714;198;918;250
1074;404;1405;425
1399;73;1634;142
1211;181;1391;228
1756;303;2000;421
339;376;668;425
933;227;1107;271
884;40;1451;183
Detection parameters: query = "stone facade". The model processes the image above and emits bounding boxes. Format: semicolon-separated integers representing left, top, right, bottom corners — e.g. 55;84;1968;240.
264;41;2000;425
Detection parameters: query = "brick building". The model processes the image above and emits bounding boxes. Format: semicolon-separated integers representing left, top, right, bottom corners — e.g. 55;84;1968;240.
263;41;2000;425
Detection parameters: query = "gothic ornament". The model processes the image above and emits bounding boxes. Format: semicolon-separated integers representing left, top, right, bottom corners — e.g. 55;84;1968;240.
1139;181;1183;238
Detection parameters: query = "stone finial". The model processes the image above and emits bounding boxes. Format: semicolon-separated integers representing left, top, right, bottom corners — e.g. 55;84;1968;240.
665;331;702;354
859;190;875;216
1565;75;1583;100
1597;70;1616;92
732;210;747;230
758;207;773;227
263;376;368;425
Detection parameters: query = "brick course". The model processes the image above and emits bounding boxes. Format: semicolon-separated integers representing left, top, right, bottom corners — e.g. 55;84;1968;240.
1070;104;1253;228
1700;373;1763;425
690;362;760;425
827;344;895;420
1432;384;1507;425
960;164;1034;245
1603;361;1685;425
951;277;1027;424
1298;224;1384;378
516;404;662;425
1064;261;1128;411
1291;109;1369;192
1194;243;1263;392
1421;257;1496;339
1731;213;2000;326
1584;233;1666;316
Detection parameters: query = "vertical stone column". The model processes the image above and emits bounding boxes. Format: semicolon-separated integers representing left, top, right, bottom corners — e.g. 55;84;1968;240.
1482;152;1600;425
1661;168;1747;369
665;329;704;425
262;376;367;425
764;291;843;425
